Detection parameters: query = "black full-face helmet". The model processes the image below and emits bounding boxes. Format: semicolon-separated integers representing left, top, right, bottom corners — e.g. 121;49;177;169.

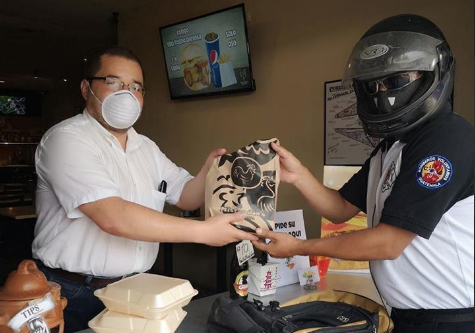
342;14;455;138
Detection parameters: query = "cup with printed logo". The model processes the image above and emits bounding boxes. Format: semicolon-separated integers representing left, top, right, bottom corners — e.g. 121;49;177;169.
205;32;222;88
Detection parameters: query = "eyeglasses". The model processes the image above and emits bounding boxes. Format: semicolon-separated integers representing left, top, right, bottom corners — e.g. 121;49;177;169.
362;71;423;95
88;77;146;96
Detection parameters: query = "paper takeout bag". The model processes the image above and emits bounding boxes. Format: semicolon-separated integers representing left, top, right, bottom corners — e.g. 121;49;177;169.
205;138;280;231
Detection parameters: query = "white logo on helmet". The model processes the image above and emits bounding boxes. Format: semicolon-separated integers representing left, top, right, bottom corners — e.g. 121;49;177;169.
360;44;389;59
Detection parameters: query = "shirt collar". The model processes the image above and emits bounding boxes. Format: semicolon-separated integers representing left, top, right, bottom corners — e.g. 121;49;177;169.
399;102;453;143
83;109;143;152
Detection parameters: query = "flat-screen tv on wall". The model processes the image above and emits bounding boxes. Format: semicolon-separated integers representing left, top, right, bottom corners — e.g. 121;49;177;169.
159;4;255;100
0;90;42;116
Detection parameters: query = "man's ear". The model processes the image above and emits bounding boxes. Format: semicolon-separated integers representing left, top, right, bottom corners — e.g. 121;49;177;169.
80;79;89;100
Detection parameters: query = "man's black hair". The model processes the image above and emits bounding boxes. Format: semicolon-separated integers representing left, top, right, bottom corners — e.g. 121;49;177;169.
84;46;143;79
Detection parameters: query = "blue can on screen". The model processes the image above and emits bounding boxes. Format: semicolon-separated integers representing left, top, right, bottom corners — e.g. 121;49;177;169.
205;32;222;88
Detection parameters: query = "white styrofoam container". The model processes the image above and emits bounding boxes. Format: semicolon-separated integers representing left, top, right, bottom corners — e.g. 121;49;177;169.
88;308;187;333
94;273;198;320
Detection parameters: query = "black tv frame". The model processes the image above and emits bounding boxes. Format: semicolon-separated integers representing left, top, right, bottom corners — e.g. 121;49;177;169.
159;4;256;100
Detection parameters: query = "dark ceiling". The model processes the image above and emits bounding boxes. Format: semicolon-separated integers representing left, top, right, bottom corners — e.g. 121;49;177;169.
0;0;156;91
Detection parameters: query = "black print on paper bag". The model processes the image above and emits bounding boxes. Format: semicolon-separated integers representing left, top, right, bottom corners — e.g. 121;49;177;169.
205;138;280;232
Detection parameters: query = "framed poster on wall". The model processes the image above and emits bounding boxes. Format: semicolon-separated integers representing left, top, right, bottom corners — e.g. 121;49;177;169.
324;80;379;166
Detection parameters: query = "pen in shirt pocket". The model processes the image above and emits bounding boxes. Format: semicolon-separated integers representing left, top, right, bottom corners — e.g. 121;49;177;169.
158;180;167;194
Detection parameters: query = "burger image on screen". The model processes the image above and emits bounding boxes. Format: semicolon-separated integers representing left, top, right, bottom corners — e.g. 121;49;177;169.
180;44;211;90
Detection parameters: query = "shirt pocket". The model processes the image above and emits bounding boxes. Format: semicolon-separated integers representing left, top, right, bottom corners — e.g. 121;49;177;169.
152;190;167;212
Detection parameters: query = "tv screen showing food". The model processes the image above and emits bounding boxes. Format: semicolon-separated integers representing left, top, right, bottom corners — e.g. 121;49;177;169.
159;4;255;99
0;90;42;116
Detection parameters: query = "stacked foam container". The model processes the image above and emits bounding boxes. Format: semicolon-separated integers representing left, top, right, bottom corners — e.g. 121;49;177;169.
88;273;198;333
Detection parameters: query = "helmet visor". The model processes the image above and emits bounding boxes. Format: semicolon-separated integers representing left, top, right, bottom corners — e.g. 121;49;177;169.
342;31;442;83
362;71;423;95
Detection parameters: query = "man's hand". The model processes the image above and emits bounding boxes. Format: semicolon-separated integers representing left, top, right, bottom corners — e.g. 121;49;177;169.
271;142;307;185
197;213;258;247
251;228;304;258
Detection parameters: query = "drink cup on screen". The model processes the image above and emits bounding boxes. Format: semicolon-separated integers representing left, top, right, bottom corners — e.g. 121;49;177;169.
205;32;222;88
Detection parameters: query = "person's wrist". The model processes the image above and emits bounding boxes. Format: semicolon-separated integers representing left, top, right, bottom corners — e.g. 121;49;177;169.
292;166;310;189
296;239;311;256
196;166;207;180
188;220;206;244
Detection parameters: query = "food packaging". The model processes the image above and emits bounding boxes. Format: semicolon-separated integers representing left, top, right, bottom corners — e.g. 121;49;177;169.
89;308;187;333
94;273;198;320
0;260;67;333
206;138;280;232
219;61;237;87
247;261;280;297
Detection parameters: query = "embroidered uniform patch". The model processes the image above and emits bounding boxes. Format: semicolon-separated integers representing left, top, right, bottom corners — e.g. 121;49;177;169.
416;155;452;189
382;161;396;193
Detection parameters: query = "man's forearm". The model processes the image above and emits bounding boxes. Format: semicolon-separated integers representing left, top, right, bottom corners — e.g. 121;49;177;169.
176;175;206;210
80;197;205;243
294;168;359;223
297;223;416;261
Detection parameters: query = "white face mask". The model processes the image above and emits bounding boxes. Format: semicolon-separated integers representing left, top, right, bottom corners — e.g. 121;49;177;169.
88;85;142;129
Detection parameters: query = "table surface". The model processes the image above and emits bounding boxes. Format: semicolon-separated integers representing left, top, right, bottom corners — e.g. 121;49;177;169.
0;205;36;219
77;271;380;333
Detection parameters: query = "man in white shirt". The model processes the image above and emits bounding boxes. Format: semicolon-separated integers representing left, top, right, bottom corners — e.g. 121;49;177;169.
253;14;474;333
32;46;256;332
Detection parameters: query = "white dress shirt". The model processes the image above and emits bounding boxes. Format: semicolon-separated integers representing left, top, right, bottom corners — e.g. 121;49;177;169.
33;110;193;277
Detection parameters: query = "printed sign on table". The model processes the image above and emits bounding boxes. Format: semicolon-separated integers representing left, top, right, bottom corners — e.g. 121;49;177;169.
298;266;320;286
268;210;310;287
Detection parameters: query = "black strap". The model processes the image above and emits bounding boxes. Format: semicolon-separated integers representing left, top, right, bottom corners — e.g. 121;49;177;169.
245;327;266;333
392;307;474;323
432;312;474;323
270;319;298;333
221;298;248;314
